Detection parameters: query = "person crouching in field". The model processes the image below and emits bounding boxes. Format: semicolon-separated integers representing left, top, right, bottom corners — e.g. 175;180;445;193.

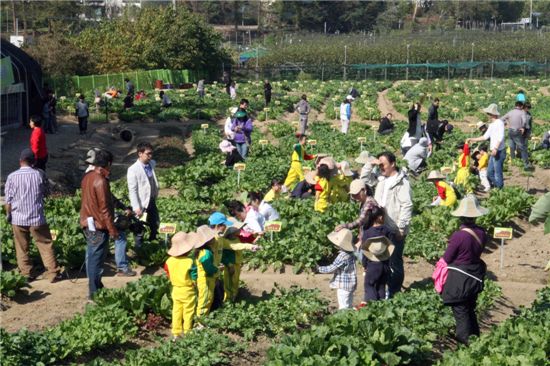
317;229;357;310
283;133;315;191
164;231;203;338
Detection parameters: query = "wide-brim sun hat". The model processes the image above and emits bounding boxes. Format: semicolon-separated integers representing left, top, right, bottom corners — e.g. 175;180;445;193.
426;170;445;181
349;179;365;195
305;170;318;185
327;228;355;252
355;151;375;165
346;95;355;101
194;225;217;249
482;103;500;116
339;161;354;177
230;107;238;115
451;194;489;218
168;231;197;257
223;217;245;237
362;236;395;262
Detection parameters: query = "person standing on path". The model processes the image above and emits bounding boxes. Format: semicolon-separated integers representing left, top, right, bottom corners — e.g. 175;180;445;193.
29;115;48;171
5;149;62;282
501;101;530;170
441;194;488;345
373;151;413;297
407;102;422;145
75;95;89;135
466;104;506;189
335;179;379;241
263;79;272;106
295;94;311;135
127;142;160;249
427;98;439;122
231;110;253;159
80;149;118;299
339;95;353;134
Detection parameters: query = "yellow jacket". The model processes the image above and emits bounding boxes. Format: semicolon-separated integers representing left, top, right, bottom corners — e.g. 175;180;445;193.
165;256;195;287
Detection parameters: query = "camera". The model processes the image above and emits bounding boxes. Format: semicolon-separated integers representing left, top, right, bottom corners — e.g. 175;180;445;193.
114;212;149;235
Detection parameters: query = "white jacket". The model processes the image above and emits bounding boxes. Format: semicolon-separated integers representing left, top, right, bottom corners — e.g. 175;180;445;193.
127;159;159;211
374;170;413;234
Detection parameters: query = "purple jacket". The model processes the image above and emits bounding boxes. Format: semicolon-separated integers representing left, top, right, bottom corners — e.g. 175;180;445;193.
443;224;486;265
231;118;253;144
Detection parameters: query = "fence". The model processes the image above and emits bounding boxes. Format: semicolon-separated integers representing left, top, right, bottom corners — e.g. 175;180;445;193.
46;69;206;97
238;60;550;82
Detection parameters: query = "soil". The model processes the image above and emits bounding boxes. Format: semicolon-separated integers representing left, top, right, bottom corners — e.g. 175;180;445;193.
1;83;549;363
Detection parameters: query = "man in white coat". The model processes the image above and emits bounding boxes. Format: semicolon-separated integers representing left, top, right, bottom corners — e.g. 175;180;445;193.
372;151;413;297
127;142;159;248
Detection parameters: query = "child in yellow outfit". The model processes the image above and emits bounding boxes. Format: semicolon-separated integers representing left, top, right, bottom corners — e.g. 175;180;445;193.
195;214;260;317
477;145;490;192
426;170;457;207
283;134;315;190
330;161;354;203
314;164;332;213
454;142;470;187
263;179;282;203
164;231;206;337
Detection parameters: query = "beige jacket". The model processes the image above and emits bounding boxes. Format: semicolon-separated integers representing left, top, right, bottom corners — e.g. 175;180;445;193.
374;170;413;234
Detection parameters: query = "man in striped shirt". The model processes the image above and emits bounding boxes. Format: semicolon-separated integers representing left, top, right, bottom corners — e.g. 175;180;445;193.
4;148;61;282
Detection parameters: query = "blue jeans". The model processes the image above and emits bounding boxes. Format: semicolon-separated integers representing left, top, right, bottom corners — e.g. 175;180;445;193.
84;229;109;298
388;234;405;297
487;149;506;189
508;129;529;167
115;232;129;272
236;143;248;159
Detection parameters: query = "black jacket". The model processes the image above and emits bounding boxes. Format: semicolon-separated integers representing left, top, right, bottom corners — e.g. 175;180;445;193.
407;108;420;136
442;261;486;305
378;117;394;133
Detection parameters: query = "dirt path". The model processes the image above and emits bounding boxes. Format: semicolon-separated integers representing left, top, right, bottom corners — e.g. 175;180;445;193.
378;85;407;121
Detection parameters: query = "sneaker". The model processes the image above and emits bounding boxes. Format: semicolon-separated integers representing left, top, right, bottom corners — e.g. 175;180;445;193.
116;269;137;277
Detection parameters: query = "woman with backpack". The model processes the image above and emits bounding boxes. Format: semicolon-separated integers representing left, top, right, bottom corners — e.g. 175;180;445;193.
438;195;488;345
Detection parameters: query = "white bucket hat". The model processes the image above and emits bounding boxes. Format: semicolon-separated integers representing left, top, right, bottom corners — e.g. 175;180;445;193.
346;95;355;101
327;229;355;252
339;161;353;177
451;194;489;218
476;121;487;130
482;103;500;116
362;236;395;262
426;170;445;181
355;151;375;165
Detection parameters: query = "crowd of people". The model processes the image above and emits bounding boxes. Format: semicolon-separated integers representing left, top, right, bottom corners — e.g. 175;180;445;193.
4;79;549;347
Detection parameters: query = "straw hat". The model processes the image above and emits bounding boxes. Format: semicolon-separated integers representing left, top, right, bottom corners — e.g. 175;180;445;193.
349;179;365;195
451;194;489;218
167;232;197;257
426;170;445;181
318;156;337;170
355;151;375;165
339;161;354;177
476;121;487;130
362;236;395;262
482;103;500;116
305;170;318;185
327;229;355;252
194;225;216;249
229;107;238;115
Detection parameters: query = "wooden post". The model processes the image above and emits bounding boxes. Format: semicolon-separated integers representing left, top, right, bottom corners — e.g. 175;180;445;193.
384;60;388;80
447;60;450;80
491;60;494;80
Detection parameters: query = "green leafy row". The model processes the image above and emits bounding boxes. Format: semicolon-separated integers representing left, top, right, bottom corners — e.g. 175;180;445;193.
438;286;550;365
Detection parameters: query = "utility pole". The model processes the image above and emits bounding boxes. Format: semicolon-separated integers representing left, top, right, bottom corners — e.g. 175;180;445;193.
406;44;410;80
343;45;347;81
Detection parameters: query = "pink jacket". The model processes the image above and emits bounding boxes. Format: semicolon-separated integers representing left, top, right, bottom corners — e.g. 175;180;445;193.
432;258;448;293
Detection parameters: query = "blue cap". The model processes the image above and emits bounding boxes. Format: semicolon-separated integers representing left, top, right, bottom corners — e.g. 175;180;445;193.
208;212;233;226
